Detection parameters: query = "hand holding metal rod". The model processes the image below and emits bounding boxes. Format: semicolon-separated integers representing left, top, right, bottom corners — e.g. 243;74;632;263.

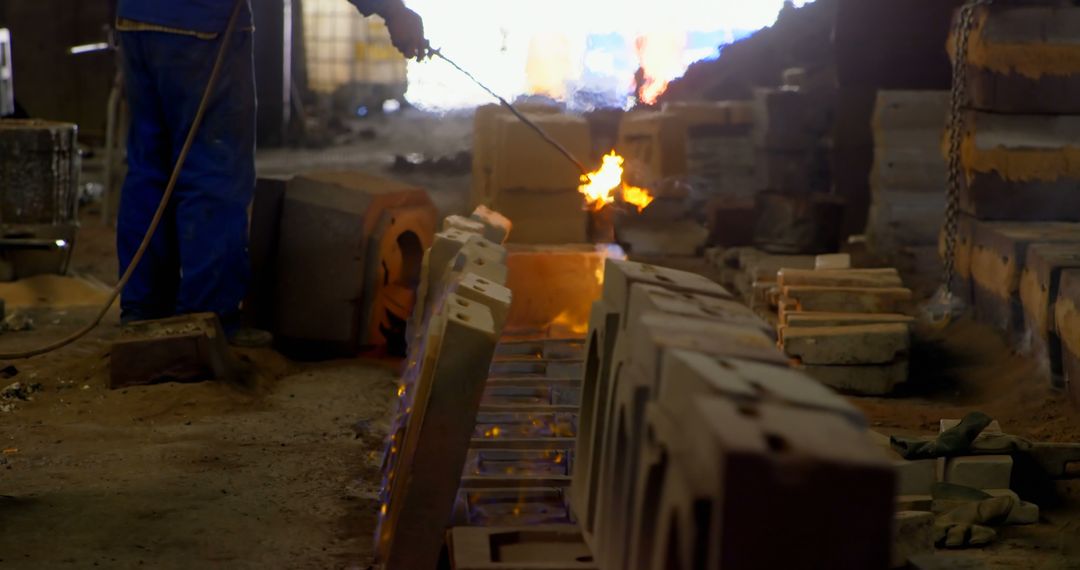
426;47;591;178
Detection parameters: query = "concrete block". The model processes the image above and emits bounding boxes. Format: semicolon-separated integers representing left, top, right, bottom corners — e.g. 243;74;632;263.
784;312;913;328
777;268;903;289
109;313;235;389
444;214;486;235
871;147;947;191
782;324;909;365
450;237;509;286
1019;244;1080;373
492;188;588;245
492;112;591;194
603;259;731;330
943;456;1013;490
470;205;513;245
448;525;596;569
274;171;436;353
628;312;787;381
800;360;909;396
660;348;866;428
892;511;934;568
867;431;937;496
751;88;826;150
873;91;949;135
969;221;1080;333
627;283;772;339
377;295;500;569
1056;269;1080;398
455;273;513;332
616;110;687;186
815;253;852;270
782;285;913;314
472;103;561;207
641;398;894;569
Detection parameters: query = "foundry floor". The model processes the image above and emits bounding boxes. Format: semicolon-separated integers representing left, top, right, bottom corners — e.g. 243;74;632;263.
1;112;1080;569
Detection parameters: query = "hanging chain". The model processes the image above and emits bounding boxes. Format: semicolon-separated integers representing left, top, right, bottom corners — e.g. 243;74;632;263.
941;0;992;296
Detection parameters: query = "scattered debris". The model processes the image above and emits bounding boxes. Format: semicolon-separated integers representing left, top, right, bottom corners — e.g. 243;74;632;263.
1;380;41;401
3;310;33;332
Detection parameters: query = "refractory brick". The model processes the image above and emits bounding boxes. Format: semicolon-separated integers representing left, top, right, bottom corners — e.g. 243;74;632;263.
781;323;910;365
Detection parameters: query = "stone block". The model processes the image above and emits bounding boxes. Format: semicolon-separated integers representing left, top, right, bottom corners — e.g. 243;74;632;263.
491;112;591;194
448;525;596;569
492;188;588;245
784;312;913;328
470;205;513;245
800;360;909;396
871;147;947;191
777;268;903;289
376;295;500;569
867;190;946;251
943;456;1013;490
109;313;235;389
782;323;910;365
892;511;934;568
444;214;486;235
782;285;913;314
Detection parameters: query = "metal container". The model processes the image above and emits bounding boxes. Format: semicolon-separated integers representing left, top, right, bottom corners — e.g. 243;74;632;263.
0;119;79;277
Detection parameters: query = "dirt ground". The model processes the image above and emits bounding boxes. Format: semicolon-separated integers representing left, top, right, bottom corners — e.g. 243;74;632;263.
3;112;1080;568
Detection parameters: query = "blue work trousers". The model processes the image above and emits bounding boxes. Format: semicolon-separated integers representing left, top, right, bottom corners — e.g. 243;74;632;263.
117;29;255;329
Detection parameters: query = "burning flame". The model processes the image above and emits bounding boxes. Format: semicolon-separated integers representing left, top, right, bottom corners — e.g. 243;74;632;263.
578;151;654;213
634;32;686;105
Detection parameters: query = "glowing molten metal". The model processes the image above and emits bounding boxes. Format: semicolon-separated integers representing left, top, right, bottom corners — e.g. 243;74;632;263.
578;151;654;213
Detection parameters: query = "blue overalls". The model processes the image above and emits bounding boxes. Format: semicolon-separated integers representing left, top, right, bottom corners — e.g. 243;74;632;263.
115;0;256;330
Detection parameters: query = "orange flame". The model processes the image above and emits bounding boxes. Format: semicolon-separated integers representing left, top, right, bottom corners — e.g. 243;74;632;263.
578;151;654;213
635;33;686;105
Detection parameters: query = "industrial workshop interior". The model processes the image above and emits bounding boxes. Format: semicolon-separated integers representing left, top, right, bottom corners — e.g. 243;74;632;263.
3;0;1080;568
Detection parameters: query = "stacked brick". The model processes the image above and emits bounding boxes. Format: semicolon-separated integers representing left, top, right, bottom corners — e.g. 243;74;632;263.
776;265;915;396
944;2;1080;400
865;91;949;261
572;259;895;570
470;104;592;244
374;206;514;570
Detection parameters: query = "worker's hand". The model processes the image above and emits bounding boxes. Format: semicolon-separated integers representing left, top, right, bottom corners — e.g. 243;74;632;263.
382;2;429;60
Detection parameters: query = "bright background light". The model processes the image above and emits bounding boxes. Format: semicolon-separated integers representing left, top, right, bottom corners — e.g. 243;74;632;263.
405;0;813;109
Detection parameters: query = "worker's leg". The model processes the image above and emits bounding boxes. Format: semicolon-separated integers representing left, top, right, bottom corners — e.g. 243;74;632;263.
150;30;256;330
116;32;181;322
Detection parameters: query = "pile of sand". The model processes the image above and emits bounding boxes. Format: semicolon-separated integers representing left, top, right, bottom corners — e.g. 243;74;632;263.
0;274;111;309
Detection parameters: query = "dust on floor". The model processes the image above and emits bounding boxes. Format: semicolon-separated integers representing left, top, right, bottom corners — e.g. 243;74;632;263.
0;306;398;569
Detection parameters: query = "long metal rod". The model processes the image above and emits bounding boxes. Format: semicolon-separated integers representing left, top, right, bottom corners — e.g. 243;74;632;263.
430;48;591;177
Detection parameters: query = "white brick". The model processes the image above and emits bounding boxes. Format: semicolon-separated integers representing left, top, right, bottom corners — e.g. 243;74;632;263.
944;455;1013;490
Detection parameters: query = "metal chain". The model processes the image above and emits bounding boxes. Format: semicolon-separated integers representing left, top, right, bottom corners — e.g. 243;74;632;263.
942;0;992;296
